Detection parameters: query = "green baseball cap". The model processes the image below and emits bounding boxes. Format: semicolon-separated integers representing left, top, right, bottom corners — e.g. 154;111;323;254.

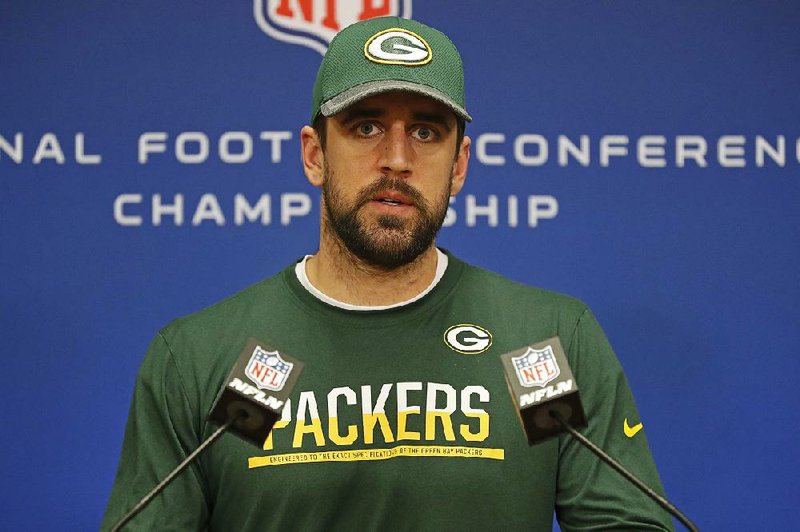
311;17;471;123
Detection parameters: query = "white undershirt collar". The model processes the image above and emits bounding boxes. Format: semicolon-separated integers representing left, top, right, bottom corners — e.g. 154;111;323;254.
295;249;448;311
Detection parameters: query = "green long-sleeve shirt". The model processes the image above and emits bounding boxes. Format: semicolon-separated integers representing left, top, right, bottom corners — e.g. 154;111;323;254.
102;253;673;531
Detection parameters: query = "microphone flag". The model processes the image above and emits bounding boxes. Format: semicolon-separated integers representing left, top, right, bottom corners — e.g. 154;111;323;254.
500;337;586;444
208;338;304;447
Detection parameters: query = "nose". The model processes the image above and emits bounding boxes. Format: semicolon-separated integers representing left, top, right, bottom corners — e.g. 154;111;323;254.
379;123;412;177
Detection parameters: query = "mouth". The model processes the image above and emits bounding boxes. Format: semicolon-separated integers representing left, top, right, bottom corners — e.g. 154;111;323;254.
371;191;413;208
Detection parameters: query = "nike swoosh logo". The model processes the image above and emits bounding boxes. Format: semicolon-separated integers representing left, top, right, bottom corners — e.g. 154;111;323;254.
624;418;643;438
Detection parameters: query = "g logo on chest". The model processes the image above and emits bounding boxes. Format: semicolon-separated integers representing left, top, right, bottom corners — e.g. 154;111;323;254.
444;324;493;355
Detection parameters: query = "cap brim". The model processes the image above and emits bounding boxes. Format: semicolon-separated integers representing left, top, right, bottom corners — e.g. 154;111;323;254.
319;80;472;122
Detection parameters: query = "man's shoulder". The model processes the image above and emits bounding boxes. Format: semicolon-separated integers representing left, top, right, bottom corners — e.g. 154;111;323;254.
158;263;295;344
451;254;589;316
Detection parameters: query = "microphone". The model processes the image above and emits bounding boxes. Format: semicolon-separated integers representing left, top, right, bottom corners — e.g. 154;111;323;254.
111;338;303;531
500;337;698;532
208;337;304;447
499;337;587;444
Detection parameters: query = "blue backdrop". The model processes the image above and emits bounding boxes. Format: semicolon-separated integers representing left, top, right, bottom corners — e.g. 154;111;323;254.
1;1;798;529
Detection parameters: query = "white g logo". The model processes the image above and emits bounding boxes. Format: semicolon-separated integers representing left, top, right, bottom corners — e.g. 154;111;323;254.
365;28;432;65
444;324;493;355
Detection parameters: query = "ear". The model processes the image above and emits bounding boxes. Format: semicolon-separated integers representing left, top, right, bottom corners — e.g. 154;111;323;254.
449;135;470;196
301;125;325;187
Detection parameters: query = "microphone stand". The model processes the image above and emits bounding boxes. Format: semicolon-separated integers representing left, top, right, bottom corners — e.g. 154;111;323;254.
110;415;241;532
550;410;699;532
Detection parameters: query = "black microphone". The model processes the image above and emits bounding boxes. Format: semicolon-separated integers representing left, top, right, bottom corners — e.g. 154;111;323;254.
111;338;304;531
500;337;698;532
208;337;304;447
500;337;587;444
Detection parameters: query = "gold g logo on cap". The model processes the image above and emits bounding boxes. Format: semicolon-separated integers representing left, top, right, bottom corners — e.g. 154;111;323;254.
364;28;432;66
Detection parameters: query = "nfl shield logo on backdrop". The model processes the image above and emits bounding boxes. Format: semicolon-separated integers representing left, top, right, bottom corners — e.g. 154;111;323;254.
254;0;413;54
245;345;294;391
512;345;561;388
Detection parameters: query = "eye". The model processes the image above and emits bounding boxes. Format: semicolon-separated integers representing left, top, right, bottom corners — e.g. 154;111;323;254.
357;122;379;137
413;126;437;141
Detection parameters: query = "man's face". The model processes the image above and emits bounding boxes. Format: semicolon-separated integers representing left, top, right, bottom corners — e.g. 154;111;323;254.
306;91;469;269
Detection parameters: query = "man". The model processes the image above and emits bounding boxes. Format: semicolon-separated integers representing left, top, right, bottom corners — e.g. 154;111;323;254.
103;17;673;531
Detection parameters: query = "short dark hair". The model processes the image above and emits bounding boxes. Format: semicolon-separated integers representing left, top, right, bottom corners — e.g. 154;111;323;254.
312;114;328;151
312;114;466;159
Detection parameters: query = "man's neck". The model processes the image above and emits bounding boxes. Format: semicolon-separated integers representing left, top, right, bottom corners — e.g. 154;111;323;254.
305;233;440;307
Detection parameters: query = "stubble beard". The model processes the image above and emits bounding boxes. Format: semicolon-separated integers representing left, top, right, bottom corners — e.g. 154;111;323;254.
321;169;452;270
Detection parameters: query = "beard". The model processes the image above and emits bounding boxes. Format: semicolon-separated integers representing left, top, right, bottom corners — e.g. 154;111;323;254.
321;170;452;270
